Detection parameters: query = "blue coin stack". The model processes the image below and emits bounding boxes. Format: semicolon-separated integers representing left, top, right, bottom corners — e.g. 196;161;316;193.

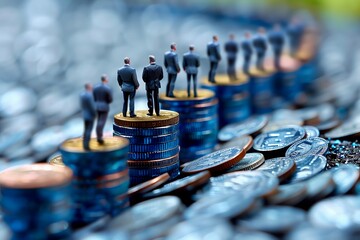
60;137;130;224
0;164;74;239
201;75;251;127
298;59;318;92
160;89;219;164
113;110;180;186
249;70;275;114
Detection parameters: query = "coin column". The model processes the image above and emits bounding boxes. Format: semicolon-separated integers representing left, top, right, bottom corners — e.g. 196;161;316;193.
160;89;218;164
201;74;250;128
249;70;275;114
60;137;130;224
113;110;180;186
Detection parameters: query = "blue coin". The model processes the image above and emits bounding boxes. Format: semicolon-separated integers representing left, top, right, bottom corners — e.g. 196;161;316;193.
129;162;179;178
285;137;328;159
114;132;178;144
286;155;327;183
113;123;179;137
303;126;320;138
129;139;179;153
128;146;179;160
253;126;305;152
130;167;179;186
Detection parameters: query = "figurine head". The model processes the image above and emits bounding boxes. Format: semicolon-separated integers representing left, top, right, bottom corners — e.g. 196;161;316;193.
258;27;266;35
149;55;156;63
170;43;176;51
244;31;251;39
124;57;130;65
229;33;235;40
213;35;218;42
101;74;108;84
189;45;195;51
85;83;92;91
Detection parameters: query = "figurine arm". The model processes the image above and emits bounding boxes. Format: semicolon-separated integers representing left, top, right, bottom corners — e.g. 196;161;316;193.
182;55;186;71
132;69;140;90
117;70;123;87
159;66;164;80
175;54;180;73
142;67;148;83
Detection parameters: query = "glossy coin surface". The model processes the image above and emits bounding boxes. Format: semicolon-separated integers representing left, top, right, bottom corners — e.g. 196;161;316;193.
304;171;334;202
303;126;320;138
255;157;296;182
266;182;307;206
185;192;254;219
331;164;360;195
309;196;360;229
226;153;265;172
217;135;253;152
285;137;328;158
218;115;268;142
200;171;278;198
254;126;305;152
238;206;307;234
0;163;73;189
127;173;170;197
286;225;353;240
233;231;277;240
114;110;179;128
146;171;210;197
160;89;215;101
60;137;129;152
286;155;327;183
325;118;360;139
48;154;65;167
182;147;245;174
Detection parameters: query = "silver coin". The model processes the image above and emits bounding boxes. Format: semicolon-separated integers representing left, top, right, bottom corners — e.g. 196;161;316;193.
218;115;268;142
255;157;296;182
325;117;360;139
185;193;254;219
226;153;265;172
286;155;327;183
304;171;335;202
233;231;277;240
285;137;328;159
286;225;353;240
266;182;307;206
200;171;278;198
253;126;306;152
238;206;307;234
331;164;360;195
303;126;320;138
217;135;253;152
309;196;360;230
294;107;320;125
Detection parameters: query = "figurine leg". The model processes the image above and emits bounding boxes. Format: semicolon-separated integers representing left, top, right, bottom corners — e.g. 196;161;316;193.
96;111;108;144
129;91;136;117
227;58;236;80
122;92;129;117
274;49;282;70
154;88;160;116
168;74;176;97
146;90;154;116
193;74;198;97
244;55;251;74
209;62;218;83
83;120;94;150
187;74;191;97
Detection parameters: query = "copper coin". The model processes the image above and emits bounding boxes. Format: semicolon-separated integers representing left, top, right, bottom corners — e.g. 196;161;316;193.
217;135;253;152
128;173;170;197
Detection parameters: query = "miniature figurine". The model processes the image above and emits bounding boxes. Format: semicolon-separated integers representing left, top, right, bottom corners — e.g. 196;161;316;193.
182;45;200;97
287;17;305;56
93;74;113;144
80;83;96;150
224;33;238;80
164;43;180;97
117;57;139;118
253;27;268;71
142;55;164;116
269;24;285;70
207;35;221;83
241;31;253;75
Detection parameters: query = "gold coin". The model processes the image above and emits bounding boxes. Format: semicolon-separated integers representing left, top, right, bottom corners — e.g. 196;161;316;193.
48;155;65;167
202;73;248;86
159;89;215;101
114;110;179;128
0;163;73;189
60;137;129;152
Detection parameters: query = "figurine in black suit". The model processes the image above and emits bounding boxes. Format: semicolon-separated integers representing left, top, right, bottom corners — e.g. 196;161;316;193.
183;45;200;97
117;57;139;118
269;24;285;70
287;17;305;56
253;27;268;71
80;83;96;150
142;55;164;116
93;75;113;144
207;35;221;83
164;43;180;97
225;33;238;80
241;31;253;75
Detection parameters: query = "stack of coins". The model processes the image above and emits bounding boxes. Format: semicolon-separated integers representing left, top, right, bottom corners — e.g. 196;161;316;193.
159;89;218;163
60;137;130;224
202;74;250;127
113;110;180;186
0;164;73;239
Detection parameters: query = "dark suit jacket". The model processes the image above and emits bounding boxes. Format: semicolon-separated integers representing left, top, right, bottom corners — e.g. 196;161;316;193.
117;65;140;93
207;41;221;62
253;35;267;53
80;91;96;120
225;40;238;60
241;40;253;56
93;83;113;112
142;63;164;90
182;51;200;74
164;51;180;74
269;31;285;50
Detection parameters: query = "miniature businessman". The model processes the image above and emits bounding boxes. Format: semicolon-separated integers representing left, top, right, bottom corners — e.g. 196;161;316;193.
164;43;180;97
269;24;285;70
142;55;164;116
253;27;268;71
182;45;200;97
117;57;139;118
287;17;305;56
93;75;113;144
80;83;96;150
207;35;221;83
224;33;238;80
241;31;253;75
